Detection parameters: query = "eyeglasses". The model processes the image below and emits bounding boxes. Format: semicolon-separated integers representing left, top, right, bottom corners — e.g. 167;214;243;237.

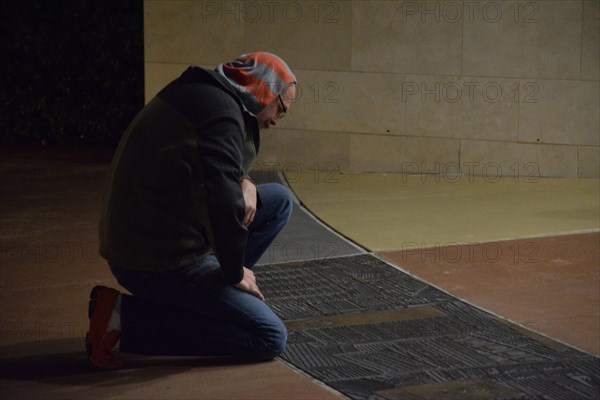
277;95;287;119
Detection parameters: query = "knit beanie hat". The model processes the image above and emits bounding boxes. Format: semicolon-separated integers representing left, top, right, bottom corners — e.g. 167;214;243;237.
216;52;296;115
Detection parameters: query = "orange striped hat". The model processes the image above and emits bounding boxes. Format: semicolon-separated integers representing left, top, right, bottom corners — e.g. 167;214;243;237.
216;52;296;114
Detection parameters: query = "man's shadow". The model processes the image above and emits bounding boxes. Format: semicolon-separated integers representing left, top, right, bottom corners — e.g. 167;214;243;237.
0;338;263;395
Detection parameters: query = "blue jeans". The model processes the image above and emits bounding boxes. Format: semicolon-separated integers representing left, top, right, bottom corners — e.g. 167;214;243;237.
109;183;293;361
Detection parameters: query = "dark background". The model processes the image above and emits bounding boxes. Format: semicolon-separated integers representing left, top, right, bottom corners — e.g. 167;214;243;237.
0;0;144;146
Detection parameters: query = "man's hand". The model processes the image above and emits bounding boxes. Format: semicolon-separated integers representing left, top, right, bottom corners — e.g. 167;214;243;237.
241;178;257;227
233;267;265;301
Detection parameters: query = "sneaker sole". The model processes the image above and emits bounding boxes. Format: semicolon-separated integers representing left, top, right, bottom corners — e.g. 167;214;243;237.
86;286;123;369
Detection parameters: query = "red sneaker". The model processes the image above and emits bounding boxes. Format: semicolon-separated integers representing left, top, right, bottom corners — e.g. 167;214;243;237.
86;286;123;369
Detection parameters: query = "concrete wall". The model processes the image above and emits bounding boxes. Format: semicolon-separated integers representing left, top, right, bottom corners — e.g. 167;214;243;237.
144;0;599;178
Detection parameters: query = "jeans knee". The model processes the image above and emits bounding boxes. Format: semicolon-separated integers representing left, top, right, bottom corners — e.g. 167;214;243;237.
271;321;288;356
275;184;293;221
256;318;288;360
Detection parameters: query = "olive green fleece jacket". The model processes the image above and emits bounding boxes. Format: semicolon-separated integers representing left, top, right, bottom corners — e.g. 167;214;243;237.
99;67;260;284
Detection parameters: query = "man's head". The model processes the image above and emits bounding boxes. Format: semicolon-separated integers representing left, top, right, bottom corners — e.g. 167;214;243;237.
216;52;296;129
254;83;296;129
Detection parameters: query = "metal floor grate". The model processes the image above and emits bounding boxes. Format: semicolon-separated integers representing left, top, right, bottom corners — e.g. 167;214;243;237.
256;254;600;400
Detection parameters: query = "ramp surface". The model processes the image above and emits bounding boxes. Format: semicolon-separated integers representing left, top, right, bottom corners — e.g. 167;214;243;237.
2;149;598;400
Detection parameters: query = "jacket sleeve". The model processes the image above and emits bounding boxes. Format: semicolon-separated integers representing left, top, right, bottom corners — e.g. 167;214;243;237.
196;112;248;285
